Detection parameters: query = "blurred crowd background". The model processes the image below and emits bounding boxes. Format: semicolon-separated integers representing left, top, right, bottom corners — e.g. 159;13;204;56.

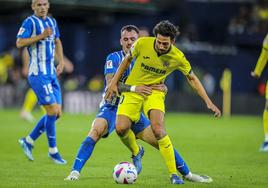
0;0;267;114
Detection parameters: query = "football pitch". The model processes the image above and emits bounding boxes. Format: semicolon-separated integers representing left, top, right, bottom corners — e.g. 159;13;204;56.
0;109;267;188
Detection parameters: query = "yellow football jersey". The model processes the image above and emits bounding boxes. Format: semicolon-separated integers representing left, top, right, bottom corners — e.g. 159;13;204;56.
254;33;268;76
126;37;192;86
263;33;268;49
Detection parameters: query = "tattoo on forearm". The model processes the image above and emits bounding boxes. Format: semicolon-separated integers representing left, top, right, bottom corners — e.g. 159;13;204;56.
105;73;132;92
118;82;131;92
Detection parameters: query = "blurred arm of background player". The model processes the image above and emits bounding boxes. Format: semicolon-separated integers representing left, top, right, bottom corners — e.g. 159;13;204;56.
55;53;74;74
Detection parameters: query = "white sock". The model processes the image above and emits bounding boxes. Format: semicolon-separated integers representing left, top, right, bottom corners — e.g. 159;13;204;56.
185;172;192;178
71;170;80;175
26;136;34;145
49;147;58;154
265;134;268;142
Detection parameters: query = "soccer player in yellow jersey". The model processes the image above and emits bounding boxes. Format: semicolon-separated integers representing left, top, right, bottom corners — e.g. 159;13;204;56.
251;33;268;152
105;20;221;184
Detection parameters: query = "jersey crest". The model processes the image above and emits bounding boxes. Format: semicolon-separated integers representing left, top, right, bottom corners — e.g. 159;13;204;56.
162;61;170;67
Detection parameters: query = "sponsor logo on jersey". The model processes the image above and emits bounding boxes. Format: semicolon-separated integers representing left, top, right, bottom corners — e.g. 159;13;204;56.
141;62;166;75
162;61;170;67
106;60;113;69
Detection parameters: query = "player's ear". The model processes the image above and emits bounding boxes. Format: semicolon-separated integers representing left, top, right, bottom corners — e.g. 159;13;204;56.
31;2;35;11
171;39;175;45
120;37;123;46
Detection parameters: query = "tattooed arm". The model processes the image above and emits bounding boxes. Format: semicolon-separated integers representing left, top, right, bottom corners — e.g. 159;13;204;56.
118;82;131;92
106;74;167;97
106;73;131;92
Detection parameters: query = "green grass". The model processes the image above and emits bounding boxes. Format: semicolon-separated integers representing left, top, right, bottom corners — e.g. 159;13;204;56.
0;109;267;188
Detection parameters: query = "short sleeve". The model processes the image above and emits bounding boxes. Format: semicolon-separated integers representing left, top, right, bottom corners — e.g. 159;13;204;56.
176;54;192;75
263;34;268;49
53;18;60;38
17;18;33;38
104;53;119;75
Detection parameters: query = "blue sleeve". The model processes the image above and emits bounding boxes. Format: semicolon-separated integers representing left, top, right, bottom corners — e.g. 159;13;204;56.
104;53;119;75
17;18;33;38
53;18;60;38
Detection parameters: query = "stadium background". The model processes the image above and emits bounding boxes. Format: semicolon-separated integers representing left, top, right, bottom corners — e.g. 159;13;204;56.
0;1;268;188
0;0;267;115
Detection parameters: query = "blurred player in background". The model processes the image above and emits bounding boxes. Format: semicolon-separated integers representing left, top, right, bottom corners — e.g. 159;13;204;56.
105;20;221;184
20;48;74;123
65;25;212;183
251;33;268;152
16;0;67;164
138;26;150;37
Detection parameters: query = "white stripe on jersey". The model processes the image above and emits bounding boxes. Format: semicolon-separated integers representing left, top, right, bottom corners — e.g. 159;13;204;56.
47;17;55;75
28;17;38;76
50;44;54;75
115;51;121;63
26;15;57;76
35;17;47;75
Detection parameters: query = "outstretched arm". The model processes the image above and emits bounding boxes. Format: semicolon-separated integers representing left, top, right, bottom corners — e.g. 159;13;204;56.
251;47;268;78
186;72;221;117
106;74;164;98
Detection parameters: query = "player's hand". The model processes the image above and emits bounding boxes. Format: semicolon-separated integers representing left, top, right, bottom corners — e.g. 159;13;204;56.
56;62;64;76
105;82;119;100
251;71;260;79
207;102;221;117
149;84;168;93
135;85;152;98
22;66;28;77
64;62;74;73
42;27;53;39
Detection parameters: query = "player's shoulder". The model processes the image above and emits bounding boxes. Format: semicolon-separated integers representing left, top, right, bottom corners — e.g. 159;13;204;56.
22;15;35;24
47;16;57;24
48;15;56;20
263;33;268;47
106;50;124;67
107;50;123;60
170;45;185;59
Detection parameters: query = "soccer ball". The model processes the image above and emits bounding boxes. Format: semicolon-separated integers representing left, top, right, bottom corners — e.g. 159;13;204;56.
112;162;138;184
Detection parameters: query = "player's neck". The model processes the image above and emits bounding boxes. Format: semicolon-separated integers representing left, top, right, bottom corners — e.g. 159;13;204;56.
34;14;47;20
123;50;127;55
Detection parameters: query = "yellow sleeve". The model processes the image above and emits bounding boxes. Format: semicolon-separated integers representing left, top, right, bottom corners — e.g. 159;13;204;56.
176;54;192;75
254;34;268;76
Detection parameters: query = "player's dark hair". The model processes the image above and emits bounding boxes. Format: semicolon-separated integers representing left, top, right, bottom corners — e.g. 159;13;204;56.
153;20;180;40
121;25;139;35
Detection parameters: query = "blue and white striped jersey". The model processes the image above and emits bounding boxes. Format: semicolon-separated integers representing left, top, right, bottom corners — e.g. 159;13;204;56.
100;50;133;106
17;14;60;76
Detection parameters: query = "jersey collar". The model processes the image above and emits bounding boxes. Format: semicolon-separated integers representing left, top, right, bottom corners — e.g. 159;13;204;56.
33;14;48;21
